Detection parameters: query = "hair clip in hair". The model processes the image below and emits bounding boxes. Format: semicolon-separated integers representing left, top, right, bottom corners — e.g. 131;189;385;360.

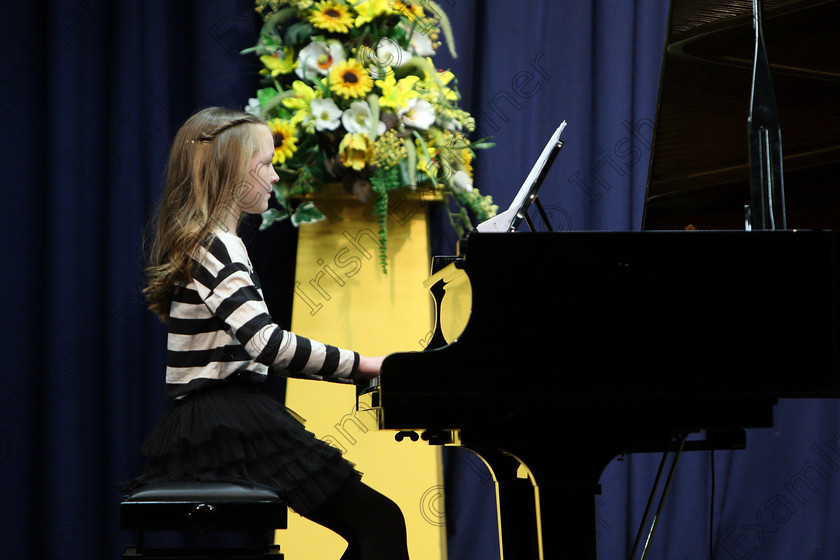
188;117;256;145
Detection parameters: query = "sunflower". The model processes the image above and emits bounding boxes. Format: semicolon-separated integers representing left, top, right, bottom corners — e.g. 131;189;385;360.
266;118;299;165
329;59;374;99
353;0;392;26
394;0;424;18
309;1;355;34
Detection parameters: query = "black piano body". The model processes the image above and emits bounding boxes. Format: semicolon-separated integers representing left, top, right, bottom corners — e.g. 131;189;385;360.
377;230;840;559
374;0;840;558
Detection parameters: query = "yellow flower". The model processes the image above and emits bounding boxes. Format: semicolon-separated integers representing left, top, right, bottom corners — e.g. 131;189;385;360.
448;132;474;176
281;81;323;132
432;69;458;99
415;137;433;173
309;1;355;34
372;129;407;168
260;47;297;77
282;80;322;115
329;59;374;99
414;61;459;103
338;132;373;171
393;0;424;18
266;118;299;164
353;0;392;26
437;69;456;86
375;73;419;110
459;145;473;176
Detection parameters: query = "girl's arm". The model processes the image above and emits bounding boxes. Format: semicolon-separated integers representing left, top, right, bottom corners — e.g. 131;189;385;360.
192;234;361;380
356;355;384;379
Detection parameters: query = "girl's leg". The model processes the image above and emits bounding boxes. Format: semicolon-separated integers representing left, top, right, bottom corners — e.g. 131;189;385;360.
303;476;410;560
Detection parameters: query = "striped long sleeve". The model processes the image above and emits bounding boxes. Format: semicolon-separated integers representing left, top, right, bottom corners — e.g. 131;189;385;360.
164;230;359;398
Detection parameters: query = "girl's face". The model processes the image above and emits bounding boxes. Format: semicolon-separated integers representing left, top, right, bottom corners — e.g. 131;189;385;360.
236;125;279;216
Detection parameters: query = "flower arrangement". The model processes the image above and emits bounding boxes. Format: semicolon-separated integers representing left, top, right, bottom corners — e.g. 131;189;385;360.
243;0;497;270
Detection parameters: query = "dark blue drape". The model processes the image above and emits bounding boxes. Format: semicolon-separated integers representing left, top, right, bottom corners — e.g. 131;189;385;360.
3;1;838;559
2;1;263;557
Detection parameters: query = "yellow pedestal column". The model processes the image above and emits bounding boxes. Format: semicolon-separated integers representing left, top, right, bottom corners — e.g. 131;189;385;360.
277;188;447;560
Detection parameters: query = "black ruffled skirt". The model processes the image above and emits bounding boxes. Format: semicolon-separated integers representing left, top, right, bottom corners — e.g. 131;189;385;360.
123;379;360;515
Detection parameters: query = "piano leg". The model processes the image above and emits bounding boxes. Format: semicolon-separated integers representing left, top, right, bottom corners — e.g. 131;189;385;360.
452;399;775;559
465;439;620;560
535;479;601;560
466;446;542;560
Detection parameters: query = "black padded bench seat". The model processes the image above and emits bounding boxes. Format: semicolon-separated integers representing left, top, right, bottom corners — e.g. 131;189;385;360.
120;481;287;559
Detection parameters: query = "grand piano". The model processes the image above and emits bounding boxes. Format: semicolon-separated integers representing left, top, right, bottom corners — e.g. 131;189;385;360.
370;1;840;558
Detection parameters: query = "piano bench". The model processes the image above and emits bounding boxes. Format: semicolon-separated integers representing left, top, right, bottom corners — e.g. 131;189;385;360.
120;481;287;559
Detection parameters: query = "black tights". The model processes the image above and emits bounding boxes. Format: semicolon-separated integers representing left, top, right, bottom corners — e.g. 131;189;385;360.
303;476;410;560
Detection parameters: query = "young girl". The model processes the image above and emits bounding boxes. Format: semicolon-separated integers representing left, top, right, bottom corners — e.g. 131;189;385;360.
129;106;409;559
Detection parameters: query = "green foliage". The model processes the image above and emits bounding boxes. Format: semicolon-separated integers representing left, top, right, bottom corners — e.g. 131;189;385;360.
369;165;403;273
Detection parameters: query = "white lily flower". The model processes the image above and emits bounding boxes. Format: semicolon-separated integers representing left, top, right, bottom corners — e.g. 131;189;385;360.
453;170;474;192
398;97;436;130
366;37;412;78
377;37;411;67
296;40;345;79
436;113;463;132
244;97;261;116
310;98;343;131
342;101;386;137
402;23;436;57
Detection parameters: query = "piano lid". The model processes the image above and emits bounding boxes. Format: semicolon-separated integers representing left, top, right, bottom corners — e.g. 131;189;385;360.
642;0;840;230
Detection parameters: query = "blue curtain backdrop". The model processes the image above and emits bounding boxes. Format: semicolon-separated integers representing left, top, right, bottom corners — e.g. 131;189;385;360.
2;1;839;559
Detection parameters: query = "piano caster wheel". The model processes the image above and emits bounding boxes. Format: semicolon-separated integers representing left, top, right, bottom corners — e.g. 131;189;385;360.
395;430;419;442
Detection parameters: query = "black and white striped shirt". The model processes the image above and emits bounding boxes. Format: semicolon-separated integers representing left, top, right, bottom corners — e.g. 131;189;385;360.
165;230;359;398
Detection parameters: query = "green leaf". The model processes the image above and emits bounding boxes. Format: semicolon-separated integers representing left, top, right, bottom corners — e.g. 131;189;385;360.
367;93;380;141
285;21;314;46
412;130;438;185
256;87;280;108
259;207;289;230
291;201;326;227
402;136;417;187
265;6;298;35
288;183;313;196
288;164;323;197
272;182;291;202
469;136;495;149
259;89;298;120
274;167;298;179
240;32;281;56
242;7;297;55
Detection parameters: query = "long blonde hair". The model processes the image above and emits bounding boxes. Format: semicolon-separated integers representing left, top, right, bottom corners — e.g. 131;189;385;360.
144;107;266;321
